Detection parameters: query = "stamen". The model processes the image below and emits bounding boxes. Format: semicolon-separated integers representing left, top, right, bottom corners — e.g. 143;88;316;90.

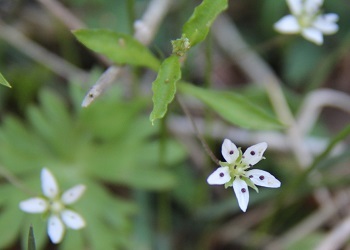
259;175;265;180
249;175;253;178
250;151;256;156
241;188;246;193
219;172;224;177
229;150;234;155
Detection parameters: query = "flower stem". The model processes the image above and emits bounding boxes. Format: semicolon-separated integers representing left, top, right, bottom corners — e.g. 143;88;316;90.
176;95;219;165
0;165;35;195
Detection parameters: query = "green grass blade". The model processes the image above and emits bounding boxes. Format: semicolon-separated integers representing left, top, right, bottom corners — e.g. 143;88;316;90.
0;72;11;88
27;225;36;250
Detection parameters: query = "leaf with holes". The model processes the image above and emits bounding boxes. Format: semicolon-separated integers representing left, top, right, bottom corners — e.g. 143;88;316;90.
73;29;160;71
182;0;228;47
178;82;284;130
150;55;181;124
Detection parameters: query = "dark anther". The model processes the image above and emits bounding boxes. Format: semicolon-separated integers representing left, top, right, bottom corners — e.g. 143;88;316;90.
259;175;265;180
89;94;94;98
241;188;246;193
249;175;253;178
250;151;256;156
229;150;234;155
249;164;252;167
219;172;224;177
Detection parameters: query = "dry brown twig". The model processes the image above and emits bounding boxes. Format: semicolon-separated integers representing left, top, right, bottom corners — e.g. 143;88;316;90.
0;19;89;82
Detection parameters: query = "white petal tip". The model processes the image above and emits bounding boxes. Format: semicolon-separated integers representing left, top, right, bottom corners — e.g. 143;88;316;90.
41;168;59;199
207;167;231;185
62;184;86;205
48;215;65;244
61;210;86;230
19;198;48;213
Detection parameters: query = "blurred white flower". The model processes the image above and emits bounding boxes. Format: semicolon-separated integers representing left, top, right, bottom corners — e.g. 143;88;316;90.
207;139;281;212
19;168;86;244
274;0;338;45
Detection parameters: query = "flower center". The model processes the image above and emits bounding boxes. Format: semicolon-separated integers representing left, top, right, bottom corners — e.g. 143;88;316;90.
50;200;64;213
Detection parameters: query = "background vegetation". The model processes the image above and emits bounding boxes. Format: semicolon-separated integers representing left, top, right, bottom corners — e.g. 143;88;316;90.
0;0;350;249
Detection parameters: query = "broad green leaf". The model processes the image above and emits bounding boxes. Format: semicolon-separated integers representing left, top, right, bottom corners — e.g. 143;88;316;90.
178;82;284;130
27;225;36;250
0;72;11;87
182;0;228;47
150;55;181;124
73;29;160;70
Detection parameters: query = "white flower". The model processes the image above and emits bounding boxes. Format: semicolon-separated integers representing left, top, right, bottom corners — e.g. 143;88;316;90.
19;168;86;244
274;0;338;45
207;139;281;212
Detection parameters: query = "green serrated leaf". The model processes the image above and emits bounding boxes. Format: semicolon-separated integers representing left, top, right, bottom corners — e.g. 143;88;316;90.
178;82;284;130
73;29;160;70
0;72;11;88
150;55;181;124
28;225;36;250
183;0;228;47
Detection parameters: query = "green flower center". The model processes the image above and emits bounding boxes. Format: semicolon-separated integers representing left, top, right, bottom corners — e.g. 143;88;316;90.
50;199;64;213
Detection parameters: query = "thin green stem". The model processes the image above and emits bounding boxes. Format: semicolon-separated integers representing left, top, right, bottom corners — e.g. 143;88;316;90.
176;95;219;165
0;165;35;195
156;115;171;250
127;0;135;35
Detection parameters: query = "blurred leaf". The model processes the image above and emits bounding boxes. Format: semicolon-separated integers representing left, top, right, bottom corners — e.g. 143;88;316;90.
286;232;324;250
150;55;181;124
283;41;323;87
183;0;228;47
27;225;36;250
0;72;11;87
0;198;23;248
179;82;284;130
308;124;350;173
0;84;183;249
73;29;160;70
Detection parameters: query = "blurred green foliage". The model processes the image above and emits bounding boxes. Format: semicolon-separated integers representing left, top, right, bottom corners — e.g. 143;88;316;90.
0;0;349;249
0;82;186;249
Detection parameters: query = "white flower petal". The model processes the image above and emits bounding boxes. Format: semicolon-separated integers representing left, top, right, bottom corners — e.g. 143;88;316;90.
313;14;339;35
274;15;301;34
232;178;249;212
48;215;65;244
242;142;268;166
61;185;86;205
305;0;323;15
41;168;59;199
287;0;302;15
207;166;231;185
19;197;48;213
302;27;323;45
246;169;281;188
323;13;339;23
61;209;86;230
221;139;239;163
